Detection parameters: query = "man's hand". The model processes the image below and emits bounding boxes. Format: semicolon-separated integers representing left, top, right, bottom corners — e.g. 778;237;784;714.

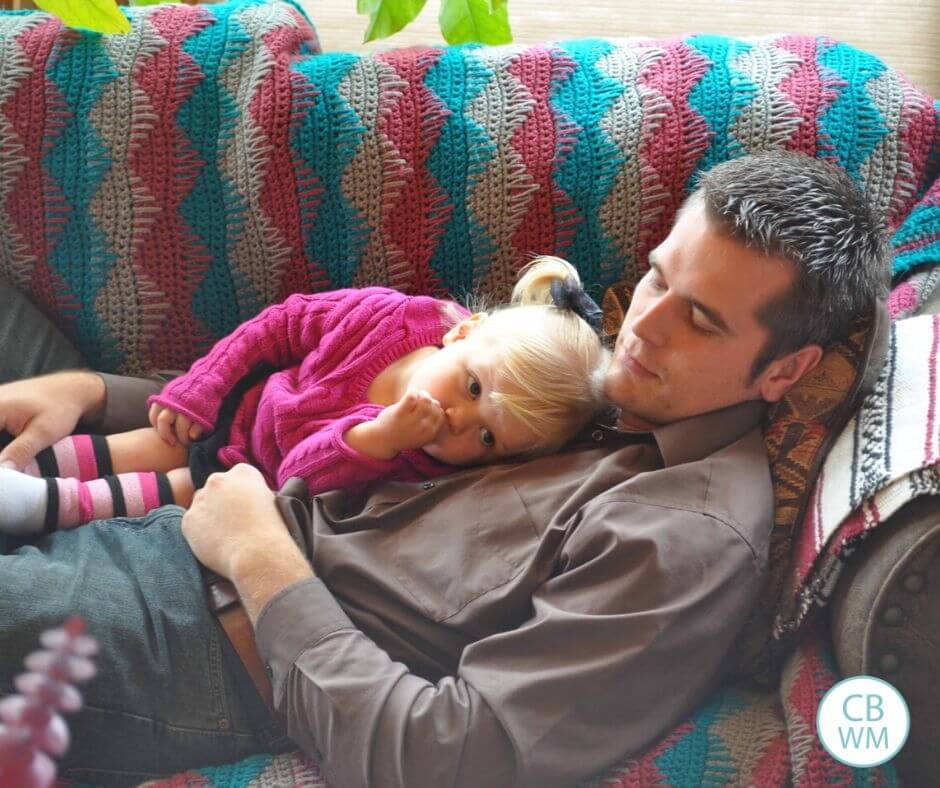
375;389;445;453
181;464;313;623
148;402;204;447
0;371;105;470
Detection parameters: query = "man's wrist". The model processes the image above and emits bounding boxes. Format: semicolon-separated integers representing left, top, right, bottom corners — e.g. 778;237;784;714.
230;536;314;624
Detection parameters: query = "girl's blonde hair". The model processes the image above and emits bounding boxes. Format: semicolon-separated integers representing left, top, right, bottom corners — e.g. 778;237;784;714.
472;256;610;455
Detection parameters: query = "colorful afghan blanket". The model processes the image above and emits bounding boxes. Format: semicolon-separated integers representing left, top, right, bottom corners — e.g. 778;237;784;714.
1;0;937;375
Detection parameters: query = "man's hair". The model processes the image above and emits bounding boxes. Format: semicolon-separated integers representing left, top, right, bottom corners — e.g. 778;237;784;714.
691;150;890;381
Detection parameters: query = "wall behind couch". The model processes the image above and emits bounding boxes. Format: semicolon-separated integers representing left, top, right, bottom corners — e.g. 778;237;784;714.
299;0;940;97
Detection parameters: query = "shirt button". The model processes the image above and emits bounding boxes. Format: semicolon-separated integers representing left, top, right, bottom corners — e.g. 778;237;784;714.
591;429;604;442
422;481;435;489
265;663;274;679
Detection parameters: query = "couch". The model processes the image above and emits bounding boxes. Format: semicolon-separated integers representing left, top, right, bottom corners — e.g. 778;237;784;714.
0;0;938;784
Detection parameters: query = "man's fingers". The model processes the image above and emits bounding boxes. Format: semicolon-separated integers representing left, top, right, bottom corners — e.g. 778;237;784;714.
0;419;54;471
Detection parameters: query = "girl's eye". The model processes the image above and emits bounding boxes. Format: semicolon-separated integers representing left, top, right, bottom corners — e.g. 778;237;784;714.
480;428;495;448
467;375;482;398
646;271;666;291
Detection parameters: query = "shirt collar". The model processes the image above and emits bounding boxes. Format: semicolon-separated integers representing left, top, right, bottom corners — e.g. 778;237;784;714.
614;399;768;467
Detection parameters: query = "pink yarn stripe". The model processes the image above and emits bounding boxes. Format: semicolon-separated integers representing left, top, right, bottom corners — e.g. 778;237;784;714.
53;436;81;480
72;434;98;481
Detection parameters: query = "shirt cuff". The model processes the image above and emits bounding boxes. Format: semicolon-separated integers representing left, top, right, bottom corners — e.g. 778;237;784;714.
86;373;162;434
255;577;356;701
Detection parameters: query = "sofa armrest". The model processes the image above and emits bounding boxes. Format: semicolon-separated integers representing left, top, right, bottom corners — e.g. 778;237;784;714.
830;494;940;784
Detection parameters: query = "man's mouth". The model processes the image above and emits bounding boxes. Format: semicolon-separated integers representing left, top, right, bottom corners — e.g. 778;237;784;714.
623;352;657;379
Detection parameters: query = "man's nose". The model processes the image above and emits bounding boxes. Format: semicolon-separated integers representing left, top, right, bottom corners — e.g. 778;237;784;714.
630;294;671;348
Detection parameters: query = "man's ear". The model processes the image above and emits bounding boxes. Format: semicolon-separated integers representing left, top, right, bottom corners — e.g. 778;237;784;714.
756;344;824;403
442;312;488;345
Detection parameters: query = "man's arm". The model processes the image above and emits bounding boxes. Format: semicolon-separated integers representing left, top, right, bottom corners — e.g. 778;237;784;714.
186;471;767;788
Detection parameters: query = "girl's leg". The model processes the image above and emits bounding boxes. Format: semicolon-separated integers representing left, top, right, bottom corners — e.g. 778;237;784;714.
0;429;195;534
24;427;188;479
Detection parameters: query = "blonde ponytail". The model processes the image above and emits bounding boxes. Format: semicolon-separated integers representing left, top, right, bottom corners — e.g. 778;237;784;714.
511;256;582;307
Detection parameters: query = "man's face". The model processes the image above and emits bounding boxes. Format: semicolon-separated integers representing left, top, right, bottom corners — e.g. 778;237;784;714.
604;199;797;427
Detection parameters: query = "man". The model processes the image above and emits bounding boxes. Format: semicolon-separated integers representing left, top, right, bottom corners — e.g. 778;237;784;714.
0;151;888;786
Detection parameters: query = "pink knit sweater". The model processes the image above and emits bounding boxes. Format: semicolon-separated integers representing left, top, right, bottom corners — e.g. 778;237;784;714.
149;288;467;493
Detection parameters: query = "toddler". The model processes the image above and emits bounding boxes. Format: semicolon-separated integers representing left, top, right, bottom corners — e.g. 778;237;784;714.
0;257;609;535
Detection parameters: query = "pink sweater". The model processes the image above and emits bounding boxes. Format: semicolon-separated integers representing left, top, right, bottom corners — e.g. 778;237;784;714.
149;288;467;493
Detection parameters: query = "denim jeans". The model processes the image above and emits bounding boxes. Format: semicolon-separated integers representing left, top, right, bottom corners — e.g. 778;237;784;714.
0;506;292;785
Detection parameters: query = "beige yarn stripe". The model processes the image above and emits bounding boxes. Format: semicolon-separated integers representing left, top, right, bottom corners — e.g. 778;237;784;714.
220;3;298;309
90;20;167;374
468;46;540;302
339;57;409;290
730;36;804;156
597;44;672;285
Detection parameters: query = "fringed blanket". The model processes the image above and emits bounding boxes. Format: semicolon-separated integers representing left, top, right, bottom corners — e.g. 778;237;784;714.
777;314;940;642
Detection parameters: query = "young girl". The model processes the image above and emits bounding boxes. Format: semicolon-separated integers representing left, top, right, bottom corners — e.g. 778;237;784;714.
0;257;609;534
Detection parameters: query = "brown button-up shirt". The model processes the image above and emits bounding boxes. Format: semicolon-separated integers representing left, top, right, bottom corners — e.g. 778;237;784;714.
99;375;772;788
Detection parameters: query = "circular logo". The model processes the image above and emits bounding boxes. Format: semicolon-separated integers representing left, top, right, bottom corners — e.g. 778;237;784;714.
817;675;910;768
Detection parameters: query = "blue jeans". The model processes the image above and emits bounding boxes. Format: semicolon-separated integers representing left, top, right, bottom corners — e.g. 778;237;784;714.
0;506;292;785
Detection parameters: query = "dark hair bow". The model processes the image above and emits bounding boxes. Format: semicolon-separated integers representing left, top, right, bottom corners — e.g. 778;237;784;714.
550;276;604;333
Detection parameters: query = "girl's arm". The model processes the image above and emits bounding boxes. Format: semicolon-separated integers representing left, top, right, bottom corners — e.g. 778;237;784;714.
150;290;362;432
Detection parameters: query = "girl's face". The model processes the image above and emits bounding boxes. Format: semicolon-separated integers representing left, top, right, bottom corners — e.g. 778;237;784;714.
407;328;541;466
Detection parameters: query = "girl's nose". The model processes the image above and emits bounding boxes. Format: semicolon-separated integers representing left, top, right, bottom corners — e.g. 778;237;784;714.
445;405;470;434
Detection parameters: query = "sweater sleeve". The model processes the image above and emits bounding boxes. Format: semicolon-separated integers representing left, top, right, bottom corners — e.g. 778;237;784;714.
149;289;398;431
277;405;403;494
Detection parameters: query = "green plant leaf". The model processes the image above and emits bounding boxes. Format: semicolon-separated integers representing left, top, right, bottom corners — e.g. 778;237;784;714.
34;0;130;34
359;0;427;43
128;0;181;6
439;0;511;45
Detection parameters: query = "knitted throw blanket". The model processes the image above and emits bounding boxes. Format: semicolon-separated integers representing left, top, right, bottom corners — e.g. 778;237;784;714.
0;0;937;375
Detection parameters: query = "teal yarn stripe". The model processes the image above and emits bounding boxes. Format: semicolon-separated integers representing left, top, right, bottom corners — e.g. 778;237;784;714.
195;752;271;784
654;689;740;786
45;33;123;371
817;40;889;185
684;34;754;189
185;3;253;341
425;45;496;298
291;53;365;288
552;39;627;293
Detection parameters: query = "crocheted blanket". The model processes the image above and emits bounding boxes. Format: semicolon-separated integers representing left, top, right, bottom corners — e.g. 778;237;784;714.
1;0;937;375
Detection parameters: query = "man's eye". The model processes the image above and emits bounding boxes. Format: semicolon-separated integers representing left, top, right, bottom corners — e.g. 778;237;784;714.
480;428;495;447
467;375;482;398
646;271;665;291
691;309;716;334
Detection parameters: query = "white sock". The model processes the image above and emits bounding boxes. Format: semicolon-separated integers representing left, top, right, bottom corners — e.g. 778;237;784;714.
0;467;49;534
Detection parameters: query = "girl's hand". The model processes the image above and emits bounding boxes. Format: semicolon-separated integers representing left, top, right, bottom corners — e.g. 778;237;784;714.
377;389;445;452
148;403;204;447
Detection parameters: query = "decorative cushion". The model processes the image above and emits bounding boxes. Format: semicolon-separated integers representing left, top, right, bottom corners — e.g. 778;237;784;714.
0;27;936;376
